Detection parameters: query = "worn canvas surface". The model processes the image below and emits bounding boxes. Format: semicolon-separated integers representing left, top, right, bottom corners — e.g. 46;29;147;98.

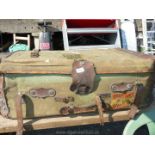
1;48;155;74
0;48;154;118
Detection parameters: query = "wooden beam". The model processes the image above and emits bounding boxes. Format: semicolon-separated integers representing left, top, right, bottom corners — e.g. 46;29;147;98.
0;103;154;134
0;110;130;134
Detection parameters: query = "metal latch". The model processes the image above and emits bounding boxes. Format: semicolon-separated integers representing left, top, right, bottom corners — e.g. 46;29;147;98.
55;96;74;103
30;49;40;58
111;82;134;93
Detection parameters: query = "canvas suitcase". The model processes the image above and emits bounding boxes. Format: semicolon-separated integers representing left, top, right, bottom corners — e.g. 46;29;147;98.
0;48;155;120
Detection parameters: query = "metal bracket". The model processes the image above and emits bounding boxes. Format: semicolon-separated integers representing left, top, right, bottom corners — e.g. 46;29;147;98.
55;96;74;103
60;105;97;116
29;88;56;98
111;82;134;93
30;49;40;58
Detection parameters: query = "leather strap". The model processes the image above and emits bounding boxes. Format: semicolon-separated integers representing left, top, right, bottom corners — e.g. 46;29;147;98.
128;84;142;119
70;60;96;95
95;96;104;125
15;93;24;135
128;104;139;119
0;75;9;118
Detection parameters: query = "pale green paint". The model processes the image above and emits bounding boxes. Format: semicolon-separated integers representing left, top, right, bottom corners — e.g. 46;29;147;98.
4;72;152;119
123;107;155;135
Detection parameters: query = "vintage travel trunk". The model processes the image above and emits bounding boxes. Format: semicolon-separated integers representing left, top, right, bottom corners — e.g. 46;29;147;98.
0;48;155;119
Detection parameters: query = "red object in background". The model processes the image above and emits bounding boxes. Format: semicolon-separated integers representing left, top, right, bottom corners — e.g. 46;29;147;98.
40;43;50;50
66;19;116;28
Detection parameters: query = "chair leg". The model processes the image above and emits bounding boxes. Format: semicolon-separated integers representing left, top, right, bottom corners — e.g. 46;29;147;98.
123;107;155;135
123;120;138;135
147;122;155;135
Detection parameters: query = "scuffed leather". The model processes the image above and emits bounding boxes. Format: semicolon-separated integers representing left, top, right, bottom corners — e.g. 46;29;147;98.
70;60;96;95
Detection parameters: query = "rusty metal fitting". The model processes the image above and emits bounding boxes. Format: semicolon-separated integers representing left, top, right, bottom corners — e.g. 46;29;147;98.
31;49;40;58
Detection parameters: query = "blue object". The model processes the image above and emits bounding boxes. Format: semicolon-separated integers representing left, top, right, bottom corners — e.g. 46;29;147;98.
123;106;155;135
9;44;29;52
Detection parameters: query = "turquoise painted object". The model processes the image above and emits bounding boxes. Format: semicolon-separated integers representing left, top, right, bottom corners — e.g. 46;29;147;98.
9;44;29;52
123;106;155;135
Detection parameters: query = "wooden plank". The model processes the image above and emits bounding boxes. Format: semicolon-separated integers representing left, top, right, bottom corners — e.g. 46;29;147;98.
0;110;130;134
15;36;29;41
1;103;155;134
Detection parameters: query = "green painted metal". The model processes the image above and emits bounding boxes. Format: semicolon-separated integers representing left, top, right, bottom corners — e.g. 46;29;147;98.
147;122;155;135
9;44;29;52
123;106;155;135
